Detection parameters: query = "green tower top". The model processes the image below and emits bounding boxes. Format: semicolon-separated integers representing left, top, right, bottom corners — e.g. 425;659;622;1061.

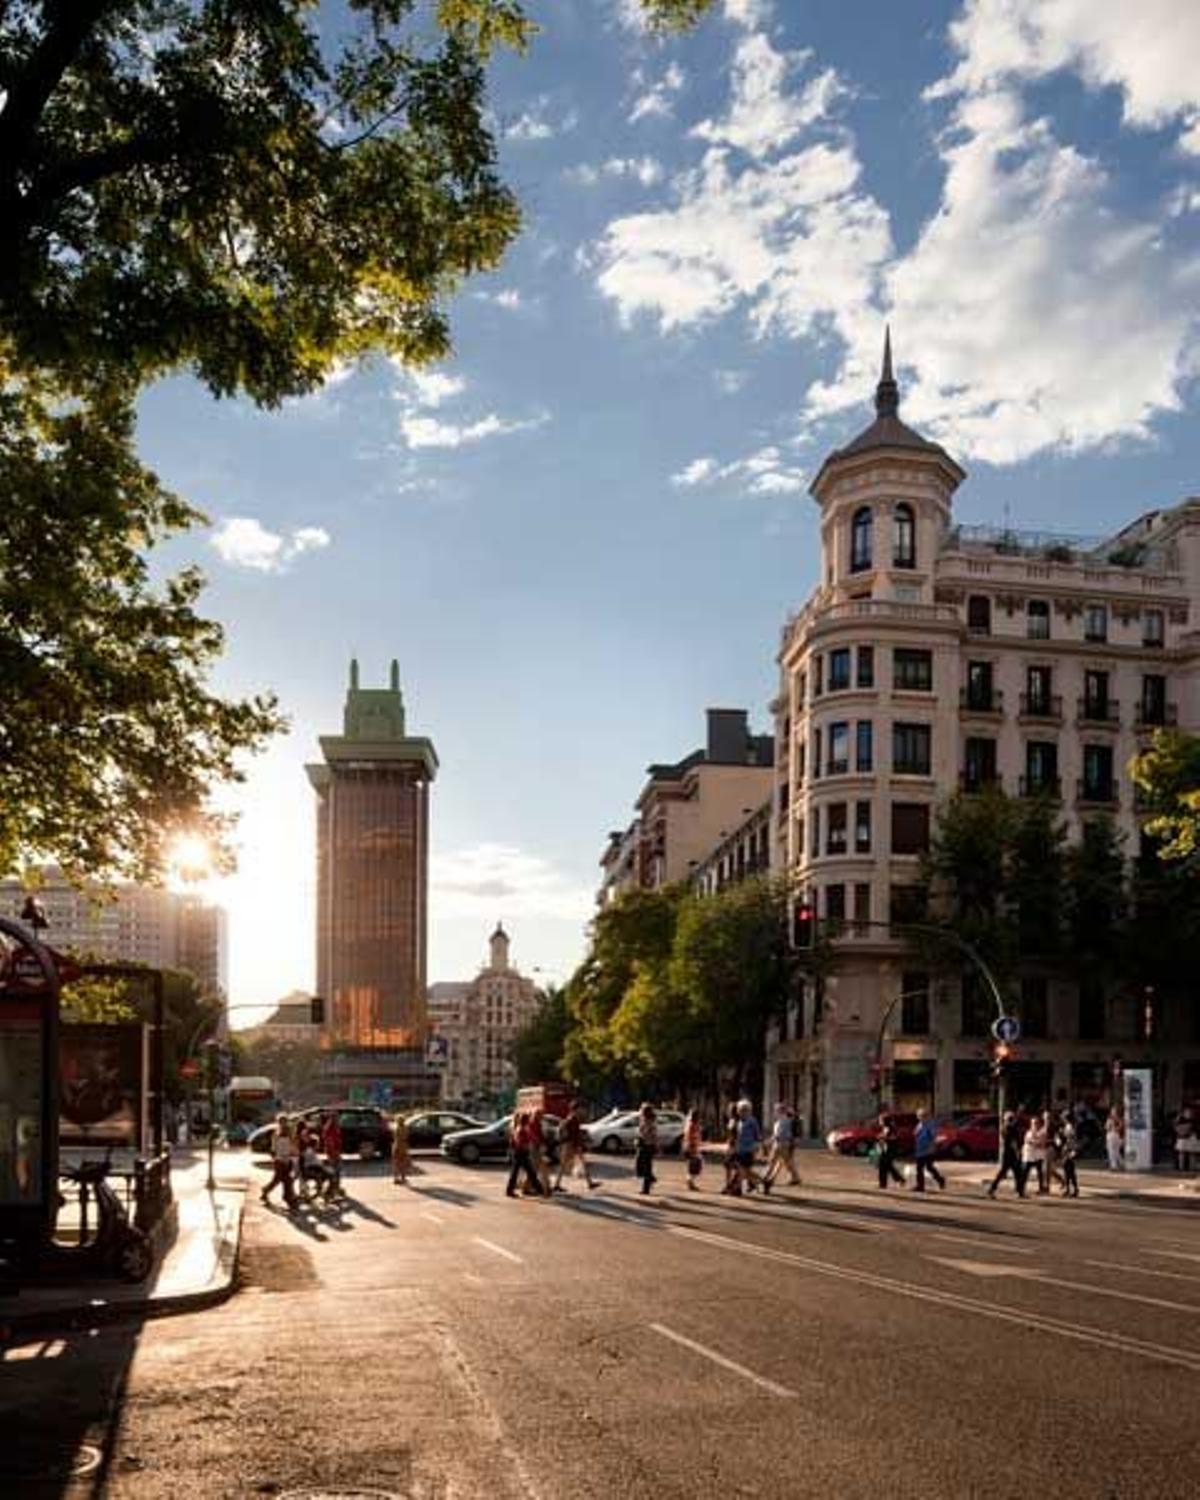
343;656;407;741
306;659;438;785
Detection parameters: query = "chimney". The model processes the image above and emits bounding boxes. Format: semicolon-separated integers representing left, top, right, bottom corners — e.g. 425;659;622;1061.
706;708;749;765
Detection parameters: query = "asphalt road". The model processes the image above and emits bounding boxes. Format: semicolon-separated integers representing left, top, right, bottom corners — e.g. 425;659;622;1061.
3;1149;1199;1499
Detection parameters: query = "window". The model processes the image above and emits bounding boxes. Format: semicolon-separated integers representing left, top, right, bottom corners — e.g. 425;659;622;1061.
965;660;994;711
779;782;790;817
810;808;820;859
826;802;847;855
796;673;807;705
828;722;849;775
893;722;931;775
1143;608;1164;648
963;737;997;792
1140;674;1166;726
850;506;873;572
1083;669;1110;718
891;802;930;855
1085;603;1107;643
811;728;821;780
856;720;873;772
796;739;806;781
825;883;846;931
1025;664;1052;715
888;883;926;929
1024;740;1058;795
854;800;872;853
856;645;875;689
893;503;916;569
853;883;871;935
1079;978;1106;1040
961;973;992;1037
1082;744;1114;801
1027;599;1050;640
813;655;824;697
794;816;805;856
894;648;933;692
901;972;930;1036
967;595;991;635
828;647;851;691
1020;976;1048;1039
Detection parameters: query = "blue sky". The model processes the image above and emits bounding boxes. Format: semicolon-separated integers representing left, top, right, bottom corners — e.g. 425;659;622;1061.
138;0;1200;1016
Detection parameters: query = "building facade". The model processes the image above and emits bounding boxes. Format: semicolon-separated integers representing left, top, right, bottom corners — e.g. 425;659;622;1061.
428;925;541;1109
769;337;1200;1133
599;708;774;906
306;661;438;1049
689;800;772;898
0;869;227;997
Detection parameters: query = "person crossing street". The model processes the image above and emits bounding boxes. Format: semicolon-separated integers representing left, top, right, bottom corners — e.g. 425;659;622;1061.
911;1107;945;1192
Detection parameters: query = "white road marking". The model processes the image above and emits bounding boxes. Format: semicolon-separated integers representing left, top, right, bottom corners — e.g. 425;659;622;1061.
1152;1249;1200;1265
1084;1258;1200;1284
929;1233;1036;1255
422;1211;446;1226
926;1256;1200;1315
650;1322;796;1399
474;1236;524;1265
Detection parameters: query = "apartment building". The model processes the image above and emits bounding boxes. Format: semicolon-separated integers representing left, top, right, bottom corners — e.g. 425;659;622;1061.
769;336;1200;1133
428;926;540;1109
599;709;774;906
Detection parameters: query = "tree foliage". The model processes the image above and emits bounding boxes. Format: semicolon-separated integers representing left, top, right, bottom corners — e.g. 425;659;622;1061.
1130;730;1200;869
510;983;571;1085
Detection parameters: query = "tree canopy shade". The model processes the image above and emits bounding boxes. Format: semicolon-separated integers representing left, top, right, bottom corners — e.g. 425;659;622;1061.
0;0;712;883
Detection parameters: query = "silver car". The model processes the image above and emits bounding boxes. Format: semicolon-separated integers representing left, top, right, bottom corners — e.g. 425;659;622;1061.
584;1109;686;1154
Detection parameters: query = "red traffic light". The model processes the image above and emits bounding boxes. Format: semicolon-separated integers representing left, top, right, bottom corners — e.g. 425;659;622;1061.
792;900;816;949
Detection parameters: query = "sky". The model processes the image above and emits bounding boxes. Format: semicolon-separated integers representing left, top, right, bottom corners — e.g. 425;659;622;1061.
140;0;1200;1021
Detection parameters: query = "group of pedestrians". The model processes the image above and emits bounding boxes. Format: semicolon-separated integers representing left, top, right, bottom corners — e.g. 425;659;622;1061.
988;1109;1081;1198
505;1104;600;1198
260;1112;343;1211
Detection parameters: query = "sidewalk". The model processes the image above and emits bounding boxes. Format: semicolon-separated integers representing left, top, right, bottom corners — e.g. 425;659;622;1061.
0;1149;248;1340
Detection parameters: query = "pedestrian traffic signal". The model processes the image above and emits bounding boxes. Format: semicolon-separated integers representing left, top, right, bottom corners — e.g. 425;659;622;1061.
991;1040;1013;1078
310;994;326;1025
792;899;816;950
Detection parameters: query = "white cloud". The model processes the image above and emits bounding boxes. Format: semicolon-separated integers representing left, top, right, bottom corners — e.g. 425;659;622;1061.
400;411;549;450
692;33;845;158
714;368;747;394
671;456;719;486
394;367;466;408
724;0;773;27
432;844;593;922
670;445;805;494
505;96;578;142
566;156;665;187
629;61;686;123
210;517;331;573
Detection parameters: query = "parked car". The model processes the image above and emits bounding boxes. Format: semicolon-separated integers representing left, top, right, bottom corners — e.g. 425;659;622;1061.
248;1105;393;1161
583;1109;686;1155
933;1112;999;1160
404;1111;486;1149
825;1112;918;1158
441;1115;561;1166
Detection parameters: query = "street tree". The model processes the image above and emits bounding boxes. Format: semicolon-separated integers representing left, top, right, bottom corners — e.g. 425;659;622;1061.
1005;795;1067;960
1130;729;1200;869
921;787;1017;981
511;983;571;1086
1064;815;1127;979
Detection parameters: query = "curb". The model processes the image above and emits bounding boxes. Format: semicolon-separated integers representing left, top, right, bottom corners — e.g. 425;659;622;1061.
0;1188;247;1343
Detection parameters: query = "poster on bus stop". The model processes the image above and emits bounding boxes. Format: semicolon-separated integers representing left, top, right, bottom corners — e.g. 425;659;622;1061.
59;1023;145;1148
1123;1068;1154;1171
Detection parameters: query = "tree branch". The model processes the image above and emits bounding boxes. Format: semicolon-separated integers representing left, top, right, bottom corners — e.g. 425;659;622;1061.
0;0;122;168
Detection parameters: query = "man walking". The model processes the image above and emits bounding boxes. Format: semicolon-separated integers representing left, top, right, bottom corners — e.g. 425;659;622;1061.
732;1099;764;1194
554;1105;598;1192
320;1110;343;1199
261;1115;299;1211
763;1104;800;1191
506;1112;543;1199
912;1107;945;1191
987;1111;1027;1198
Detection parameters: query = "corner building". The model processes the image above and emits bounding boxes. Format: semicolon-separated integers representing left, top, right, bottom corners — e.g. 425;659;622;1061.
771;338;1200;1133
307;661;437;1049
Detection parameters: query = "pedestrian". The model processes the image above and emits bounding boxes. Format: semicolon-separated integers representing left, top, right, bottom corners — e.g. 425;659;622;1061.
1105;1107;1124;1171
764;1104;801;1190
683;1108;703;1191
635;1103;657;1195
875;1113;906;1189
392;1112;411;1185
987;1111;1027;1198
1057;1113;1080;1198
528;1107;553;1196
1022;1113;1049;1194
261;1115;299;1210
321;1110;343;1198
732;1099;764;1194
721;1105;742;1195
506;1111;543;1198
911;1107;945;1192
1173;1109;1196;1173
554;1104;598;1192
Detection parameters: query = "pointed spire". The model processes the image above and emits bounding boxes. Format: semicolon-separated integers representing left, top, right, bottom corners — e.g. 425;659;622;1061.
390;659;400;692
349;657;359;690
875;324;899;418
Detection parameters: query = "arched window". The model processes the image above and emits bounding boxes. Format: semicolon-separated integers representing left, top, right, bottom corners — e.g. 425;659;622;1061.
850;506;873;573
893;503;916;569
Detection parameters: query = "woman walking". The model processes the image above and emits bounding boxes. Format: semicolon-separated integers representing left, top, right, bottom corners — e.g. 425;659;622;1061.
392;1112;411;1185
635;1103;658;1195
1022;1113;1048;1195
1057;1113;1080;1198
875;1113;905;1189
1105;1107;1125;1171
505;1111;543;1198
683;1108;703;1191
1174;1109;1196;1173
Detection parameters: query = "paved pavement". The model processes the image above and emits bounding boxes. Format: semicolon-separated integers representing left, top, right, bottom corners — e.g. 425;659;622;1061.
1;1148;1197;1498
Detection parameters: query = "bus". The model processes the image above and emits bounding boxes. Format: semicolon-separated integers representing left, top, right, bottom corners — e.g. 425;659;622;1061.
222;1076;278;1144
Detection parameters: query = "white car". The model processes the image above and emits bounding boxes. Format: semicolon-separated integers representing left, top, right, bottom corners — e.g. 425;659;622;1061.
584;1109;686;1155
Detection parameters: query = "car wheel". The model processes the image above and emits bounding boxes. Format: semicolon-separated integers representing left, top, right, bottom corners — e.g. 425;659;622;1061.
602;1135;622;1154
854;1139;873;1157
949;1142;969;1160
358;1139;378;1162
458;1143;481;1165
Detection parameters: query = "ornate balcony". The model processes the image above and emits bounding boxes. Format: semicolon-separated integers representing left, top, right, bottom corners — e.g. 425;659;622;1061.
1018;692;1062;723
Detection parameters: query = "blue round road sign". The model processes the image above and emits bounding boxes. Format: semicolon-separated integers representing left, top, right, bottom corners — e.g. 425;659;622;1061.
992;1015;1021;1044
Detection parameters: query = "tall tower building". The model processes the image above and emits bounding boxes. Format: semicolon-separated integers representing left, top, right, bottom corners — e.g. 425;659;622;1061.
306;660;438;1048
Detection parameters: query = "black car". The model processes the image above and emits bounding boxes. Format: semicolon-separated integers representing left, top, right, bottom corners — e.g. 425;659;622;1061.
404;1111;486;1148
248;1106;393;1161
441;1114;560;1166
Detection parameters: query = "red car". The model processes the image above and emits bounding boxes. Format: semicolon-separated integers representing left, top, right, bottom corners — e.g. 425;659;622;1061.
826;1112;917;1157
934;1112;1006;1160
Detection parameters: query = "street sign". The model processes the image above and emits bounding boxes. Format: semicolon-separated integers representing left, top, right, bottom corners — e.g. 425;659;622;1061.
426;1035;449;1068
991;1015;1021;1044
179;1058;201;1079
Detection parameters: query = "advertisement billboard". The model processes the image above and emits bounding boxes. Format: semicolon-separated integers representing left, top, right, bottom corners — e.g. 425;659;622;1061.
59;1023;146;1148
1123;1067;1154;1172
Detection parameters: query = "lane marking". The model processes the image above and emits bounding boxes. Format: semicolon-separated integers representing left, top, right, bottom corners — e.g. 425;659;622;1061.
925;1256;1200;1315
1152;1250;1200;1265
422;1211;446;1226
929;1232;1036;1255
650;1322;796;1399
473;1236;524;1265
1084;1258;1200;1284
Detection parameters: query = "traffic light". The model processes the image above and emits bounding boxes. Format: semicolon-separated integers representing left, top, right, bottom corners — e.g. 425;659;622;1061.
310;994;326;1025
792;899;816;950
868;1061;882;1094
991;1040;1013;1078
